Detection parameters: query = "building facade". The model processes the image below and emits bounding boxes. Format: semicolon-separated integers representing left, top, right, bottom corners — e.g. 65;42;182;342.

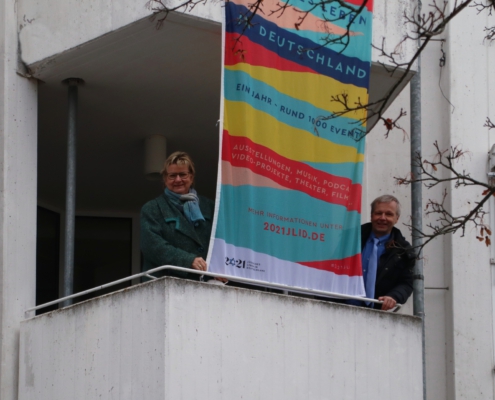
1;0;494;398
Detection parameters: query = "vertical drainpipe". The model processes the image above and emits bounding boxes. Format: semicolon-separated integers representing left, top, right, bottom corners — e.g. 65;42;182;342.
61;78;84;307
409;8;426;400
411;66;426;400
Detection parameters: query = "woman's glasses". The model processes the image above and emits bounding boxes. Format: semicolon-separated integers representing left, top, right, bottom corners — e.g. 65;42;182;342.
166;173;190;181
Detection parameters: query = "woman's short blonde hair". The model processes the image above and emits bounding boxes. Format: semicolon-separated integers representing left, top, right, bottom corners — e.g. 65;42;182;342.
161;151;196;177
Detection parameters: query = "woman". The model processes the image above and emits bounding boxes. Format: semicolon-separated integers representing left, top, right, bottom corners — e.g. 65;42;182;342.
140;151;214;280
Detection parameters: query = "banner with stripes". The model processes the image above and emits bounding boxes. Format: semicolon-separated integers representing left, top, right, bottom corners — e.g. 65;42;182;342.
208;0;373;295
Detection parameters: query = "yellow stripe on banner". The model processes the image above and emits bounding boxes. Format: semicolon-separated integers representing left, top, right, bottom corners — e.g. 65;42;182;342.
226;64;369;121
225;100;364;163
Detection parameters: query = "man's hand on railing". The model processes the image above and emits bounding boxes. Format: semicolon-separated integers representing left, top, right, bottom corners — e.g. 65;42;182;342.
378;296;397;311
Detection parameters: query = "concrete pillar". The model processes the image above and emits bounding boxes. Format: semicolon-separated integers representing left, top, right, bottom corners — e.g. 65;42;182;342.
0;0;38;398
420;34;451;400
444;4;495;399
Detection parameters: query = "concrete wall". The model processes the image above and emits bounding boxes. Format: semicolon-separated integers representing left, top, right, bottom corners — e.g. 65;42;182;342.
443;4;494;399
0;0;38;399
17;0;222;67
19;278;422;400
18;0;416;69
371;0;416;69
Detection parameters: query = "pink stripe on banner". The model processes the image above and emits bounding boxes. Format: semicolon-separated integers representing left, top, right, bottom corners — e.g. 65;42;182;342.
297;254;362;276
222;130;362;211
221;161;289;190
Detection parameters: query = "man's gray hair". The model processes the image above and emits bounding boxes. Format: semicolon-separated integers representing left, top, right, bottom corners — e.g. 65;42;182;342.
371;195;401;217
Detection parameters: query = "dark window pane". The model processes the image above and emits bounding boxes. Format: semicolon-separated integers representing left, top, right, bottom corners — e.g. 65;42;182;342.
73;216;132;302
36;206;60;314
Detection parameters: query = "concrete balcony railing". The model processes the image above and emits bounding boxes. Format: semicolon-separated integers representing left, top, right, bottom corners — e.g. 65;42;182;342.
19;277;422;400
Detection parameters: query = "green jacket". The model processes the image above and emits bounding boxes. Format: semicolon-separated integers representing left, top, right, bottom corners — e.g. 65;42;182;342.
140;193;214;280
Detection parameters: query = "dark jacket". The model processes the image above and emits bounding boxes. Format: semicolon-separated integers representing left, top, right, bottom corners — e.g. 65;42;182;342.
140;193;214;280
361;223;415;306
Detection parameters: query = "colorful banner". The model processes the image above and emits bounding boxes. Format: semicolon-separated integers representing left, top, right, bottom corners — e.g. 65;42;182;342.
208;0;373;295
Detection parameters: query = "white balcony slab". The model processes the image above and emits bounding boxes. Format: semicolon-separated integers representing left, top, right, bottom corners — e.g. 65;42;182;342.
20;277;422;400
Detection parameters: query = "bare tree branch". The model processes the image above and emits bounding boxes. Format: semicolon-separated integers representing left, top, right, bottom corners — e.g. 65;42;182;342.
395;139;495;251
472;0;495;40
486;118;495;130
147;0;209;28
322;0;475;138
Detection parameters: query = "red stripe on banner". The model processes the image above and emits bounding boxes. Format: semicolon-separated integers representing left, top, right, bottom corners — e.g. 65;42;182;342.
346;0;373;11
225;33;317;74
297;253;362;276
222;130;361;211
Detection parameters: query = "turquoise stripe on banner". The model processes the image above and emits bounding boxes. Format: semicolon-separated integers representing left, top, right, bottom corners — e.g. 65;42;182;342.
215;185;361;261
225;70;367;150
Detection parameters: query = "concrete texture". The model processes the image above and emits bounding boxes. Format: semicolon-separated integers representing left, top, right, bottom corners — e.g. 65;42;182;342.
0;0;38;399
20;277;422;400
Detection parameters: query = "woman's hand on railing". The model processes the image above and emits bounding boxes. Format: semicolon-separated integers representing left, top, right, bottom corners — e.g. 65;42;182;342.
191;257;207;271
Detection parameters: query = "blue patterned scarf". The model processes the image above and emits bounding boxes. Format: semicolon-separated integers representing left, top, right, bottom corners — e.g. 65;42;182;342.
165;188;205;226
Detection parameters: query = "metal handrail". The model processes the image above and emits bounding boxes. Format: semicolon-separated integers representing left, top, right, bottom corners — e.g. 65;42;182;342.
25;265;400;317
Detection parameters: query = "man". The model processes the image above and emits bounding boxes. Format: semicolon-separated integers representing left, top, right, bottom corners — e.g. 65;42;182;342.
358;195;415;311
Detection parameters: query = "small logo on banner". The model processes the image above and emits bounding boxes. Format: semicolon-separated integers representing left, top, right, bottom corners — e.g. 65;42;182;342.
225;257;265;273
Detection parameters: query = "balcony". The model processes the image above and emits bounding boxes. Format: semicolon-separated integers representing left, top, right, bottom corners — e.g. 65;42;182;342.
20;277;422;399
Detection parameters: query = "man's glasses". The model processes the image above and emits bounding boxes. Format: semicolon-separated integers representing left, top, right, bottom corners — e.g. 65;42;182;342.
166;173;190;181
